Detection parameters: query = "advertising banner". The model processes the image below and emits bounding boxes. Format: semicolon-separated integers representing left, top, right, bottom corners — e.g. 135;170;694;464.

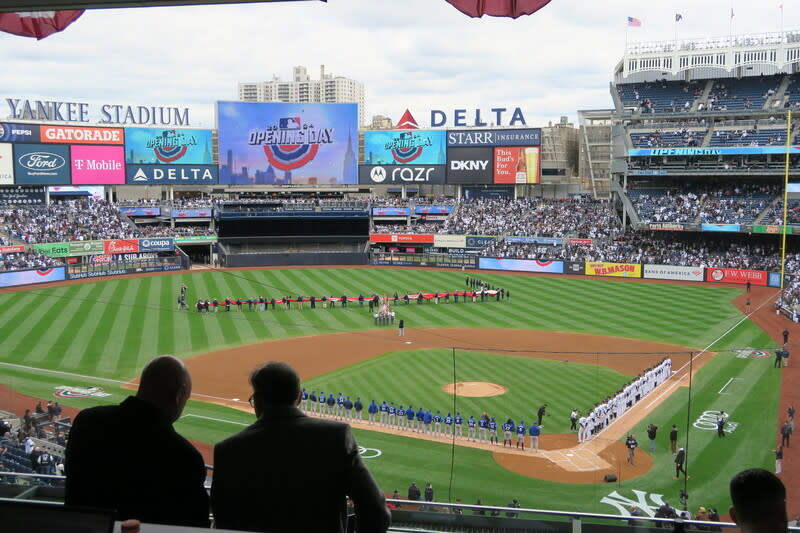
752;225;794;234
446;147;493;184
49;186;104;200
369;234;435;244
41;125;123;145
0;143;12;184
174;235;218;243
0;245;26;253
170;209;212;218
705;268;768;286
71;145;125;184
769;272;784;288
585;262;642;278
701;224;741;232
126;164;218;184
138;238;174;252
643;264;704;282
69;240;104;256
0;267;65;288
363;130;446;165
217;101;358;185
629;146;800;157
566;262;585;275
415;205;452;215
125;127;213;165
32;242;70;257
358;164;446;184
505;236;562;245
479;257;563;273
104;239;139;254
14;143;70;184
0;186;45;205
434;234;467;248
447;128;541;147
121;207;161;216
493;146;540;184
649;222;685;231
0;122;39;143
465;235;496;248
89;254;113;265
568;238;593;246
372;207;411;217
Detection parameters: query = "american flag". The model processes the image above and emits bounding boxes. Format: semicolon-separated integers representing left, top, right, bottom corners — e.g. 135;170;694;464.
627;16;642;27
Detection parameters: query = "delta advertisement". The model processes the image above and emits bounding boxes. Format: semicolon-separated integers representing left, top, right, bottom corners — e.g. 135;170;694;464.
493;146;540;184
71;145;125;184
217;101;358;185
705;268;768;286
0;267;65;288
0;143;12;184
643;265;704;282
125;127;213;165
13;143;70;184
479;257;563;273
126;164;218;184
364;130;447;165
585;262;642;278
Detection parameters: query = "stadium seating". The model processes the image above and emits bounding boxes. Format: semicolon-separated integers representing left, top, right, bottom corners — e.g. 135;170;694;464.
617;80;704;113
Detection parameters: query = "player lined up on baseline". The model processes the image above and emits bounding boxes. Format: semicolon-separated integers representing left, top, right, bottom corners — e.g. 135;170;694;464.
297;391;545;452
576;358;672;443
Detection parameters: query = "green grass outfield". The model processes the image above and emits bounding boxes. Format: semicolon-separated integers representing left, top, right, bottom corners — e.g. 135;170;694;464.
0;267;782;516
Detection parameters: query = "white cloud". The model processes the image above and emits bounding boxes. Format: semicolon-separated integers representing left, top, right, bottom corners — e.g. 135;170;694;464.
0;0;797;128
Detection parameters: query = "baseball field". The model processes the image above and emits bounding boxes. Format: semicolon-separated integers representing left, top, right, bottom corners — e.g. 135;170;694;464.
0;266;789;518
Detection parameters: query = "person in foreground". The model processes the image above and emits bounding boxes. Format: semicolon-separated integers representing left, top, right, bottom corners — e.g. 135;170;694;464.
729;468;788;533
65;355;209;527
212;361;391;533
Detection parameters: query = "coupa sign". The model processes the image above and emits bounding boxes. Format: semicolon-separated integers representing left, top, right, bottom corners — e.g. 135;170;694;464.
138;238;174;252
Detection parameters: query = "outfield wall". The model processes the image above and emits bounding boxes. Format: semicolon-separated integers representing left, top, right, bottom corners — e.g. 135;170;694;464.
226;252;369;268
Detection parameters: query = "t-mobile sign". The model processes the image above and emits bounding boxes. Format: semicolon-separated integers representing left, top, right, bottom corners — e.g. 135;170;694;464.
71;145;125;184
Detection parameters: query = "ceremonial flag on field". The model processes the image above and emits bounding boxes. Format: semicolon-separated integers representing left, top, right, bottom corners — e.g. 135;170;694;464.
675;13;683;22
445;0;553;19
627;16;642;27
731;8;735;19
0;10;84;39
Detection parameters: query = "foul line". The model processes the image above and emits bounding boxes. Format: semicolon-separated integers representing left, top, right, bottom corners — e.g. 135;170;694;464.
645;311;753;410
718;377;742;395
181;413;248;427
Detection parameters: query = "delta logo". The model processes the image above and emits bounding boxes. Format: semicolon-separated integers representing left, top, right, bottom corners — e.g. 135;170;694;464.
248;116;334;171
385;131;433;164
147;129;198;163
396;109;419;130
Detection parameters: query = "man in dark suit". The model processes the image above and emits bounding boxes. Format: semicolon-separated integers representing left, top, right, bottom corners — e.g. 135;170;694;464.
212;361;390;533
65;355;209;527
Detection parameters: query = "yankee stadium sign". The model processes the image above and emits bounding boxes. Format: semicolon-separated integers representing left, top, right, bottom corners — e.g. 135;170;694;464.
5;98;190;126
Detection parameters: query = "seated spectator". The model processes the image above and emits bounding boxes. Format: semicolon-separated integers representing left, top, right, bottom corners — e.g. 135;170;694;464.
729;468;787;533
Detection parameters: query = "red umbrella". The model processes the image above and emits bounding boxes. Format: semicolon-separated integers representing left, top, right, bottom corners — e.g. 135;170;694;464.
0;10;84;40
445;0;552;18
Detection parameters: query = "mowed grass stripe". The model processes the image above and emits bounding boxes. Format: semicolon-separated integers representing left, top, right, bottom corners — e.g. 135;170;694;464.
1;287;78;361
81;281;133;374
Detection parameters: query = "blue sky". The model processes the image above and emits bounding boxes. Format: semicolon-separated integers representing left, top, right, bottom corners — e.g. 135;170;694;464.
0;0;797;128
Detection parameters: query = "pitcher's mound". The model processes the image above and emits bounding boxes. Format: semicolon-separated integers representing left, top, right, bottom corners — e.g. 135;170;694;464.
443;381;508;397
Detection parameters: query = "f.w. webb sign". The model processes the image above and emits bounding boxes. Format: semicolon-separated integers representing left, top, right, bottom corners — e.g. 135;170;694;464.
358;165;445;184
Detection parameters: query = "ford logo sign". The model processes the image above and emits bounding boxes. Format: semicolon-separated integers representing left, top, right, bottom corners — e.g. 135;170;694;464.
19;152;66;171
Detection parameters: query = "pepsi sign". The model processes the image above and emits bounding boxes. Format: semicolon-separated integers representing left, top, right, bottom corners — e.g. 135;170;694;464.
13;144;70;184
358;165;445;184
0;122;39;143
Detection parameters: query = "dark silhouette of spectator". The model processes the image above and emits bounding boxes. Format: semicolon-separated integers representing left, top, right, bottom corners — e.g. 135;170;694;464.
65;355;209;527
729;468;788;533
212;361;390;533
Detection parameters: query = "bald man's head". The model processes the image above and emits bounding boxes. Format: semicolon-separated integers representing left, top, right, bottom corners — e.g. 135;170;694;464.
136;355;192;423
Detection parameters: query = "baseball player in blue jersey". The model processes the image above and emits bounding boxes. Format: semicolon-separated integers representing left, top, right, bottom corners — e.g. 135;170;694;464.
478;415;488;442
444;413;453;436
379;401;388;426
388;402;396;426
516;420;527;450
529;422;541;452
454;413;463;439
502;418;515;447
488;417;498;445
336;393;345;418
397;405;407;429
423;409;433;434
354;397;363;420
433;411;443;434
367;400;378;424
308;390;317;413
301;388;308;410
406;405;416;430
318;391;327;415
415;407;425;432
467;415;477;441
344;396;353;419
326;393;335;415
